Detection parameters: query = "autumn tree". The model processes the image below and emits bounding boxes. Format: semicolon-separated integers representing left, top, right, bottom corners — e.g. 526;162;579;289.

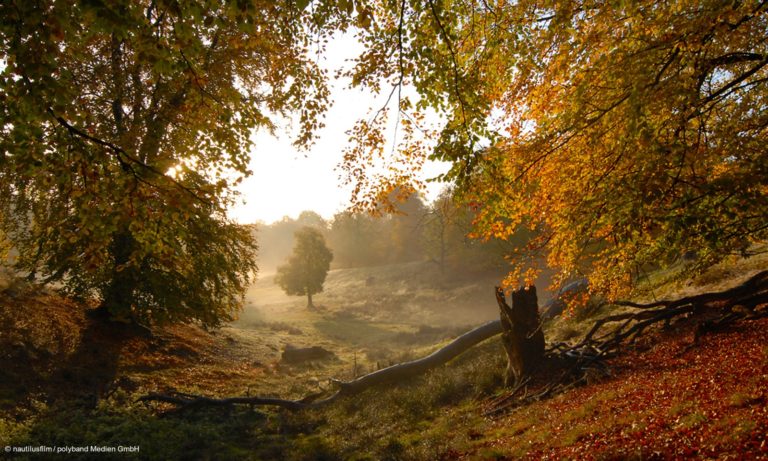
342;0;768;299
275;226;333;309
0;1;345;326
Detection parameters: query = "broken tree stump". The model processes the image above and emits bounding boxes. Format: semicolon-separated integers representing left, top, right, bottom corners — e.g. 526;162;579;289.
496;285;545;386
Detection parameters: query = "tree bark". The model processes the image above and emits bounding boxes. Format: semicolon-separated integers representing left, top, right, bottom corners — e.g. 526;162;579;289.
99;229;138;321
496;286;545;386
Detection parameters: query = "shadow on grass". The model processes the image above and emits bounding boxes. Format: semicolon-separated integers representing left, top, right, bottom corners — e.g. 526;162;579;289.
0;316;131;412
312;317;403;346
46;318;133;407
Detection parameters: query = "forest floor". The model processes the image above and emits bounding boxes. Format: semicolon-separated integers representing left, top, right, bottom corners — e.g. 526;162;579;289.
459;316;768;460
0;258;767;459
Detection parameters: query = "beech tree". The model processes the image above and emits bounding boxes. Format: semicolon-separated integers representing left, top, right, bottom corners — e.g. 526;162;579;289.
0;0;345;326
275;226;333;309
341;0;768;299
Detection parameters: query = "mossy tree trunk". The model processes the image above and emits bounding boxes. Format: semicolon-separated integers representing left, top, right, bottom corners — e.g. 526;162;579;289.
496;286;545;386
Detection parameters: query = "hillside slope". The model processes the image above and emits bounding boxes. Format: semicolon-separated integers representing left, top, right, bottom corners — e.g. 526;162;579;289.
461;317;768;459
1;258;767;460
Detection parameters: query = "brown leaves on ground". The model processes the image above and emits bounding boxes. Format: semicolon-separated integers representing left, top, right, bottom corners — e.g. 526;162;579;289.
0;289;267;409
463;317;768;460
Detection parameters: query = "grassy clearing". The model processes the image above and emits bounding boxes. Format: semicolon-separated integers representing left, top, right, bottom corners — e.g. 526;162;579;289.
242;262;510;328
1;261;511;460
2;254;767;459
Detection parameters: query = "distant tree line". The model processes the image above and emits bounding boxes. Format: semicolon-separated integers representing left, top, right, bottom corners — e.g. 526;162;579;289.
255;188;530;276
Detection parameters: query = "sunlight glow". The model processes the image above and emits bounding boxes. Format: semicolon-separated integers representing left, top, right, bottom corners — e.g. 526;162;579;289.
229;33;449;225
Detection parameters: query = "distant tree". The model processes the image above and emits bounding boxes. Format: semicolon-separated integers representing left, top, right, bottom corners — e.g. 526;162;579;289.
422;192;454;272
275;227;333;309
256;211;327;272
385;186;427;263
296;211;328;230
326;186;426;268
422;188;519;275
327;211;384;268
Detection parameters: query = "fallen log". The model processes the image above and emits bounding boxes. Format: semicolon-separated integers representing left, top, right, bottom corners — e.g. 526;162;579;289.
140;319;503;411
141;271;768;412
333;319;503;395
139;392;311;411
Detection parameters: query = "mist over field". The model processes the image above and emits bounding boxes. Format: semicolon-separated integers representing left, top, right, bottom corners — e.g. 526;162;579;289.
244;191;554;327
226;199;522;379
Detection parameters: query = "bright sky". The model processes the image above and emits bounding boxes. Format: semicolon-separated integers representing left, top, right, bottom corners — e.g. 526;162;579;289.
228;33;449;225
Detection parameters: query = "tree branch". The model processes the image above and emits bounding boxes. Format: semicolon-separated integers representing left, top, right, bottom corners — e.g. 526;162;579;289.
427;0;470;137
48;109;211;205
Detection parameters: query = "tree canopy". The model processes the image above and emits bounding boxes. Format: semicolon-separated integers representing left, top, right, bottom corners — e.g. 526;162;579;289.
3;0;765;322
275;226;333;308
342;0;768;299
0;0;342;326
254;211;329;272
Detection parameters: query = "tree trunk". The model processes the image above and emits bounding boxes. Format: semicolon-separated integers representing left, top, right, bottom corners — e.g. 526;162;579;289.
307;292;314;309
99;230;138;321
496;286;545;386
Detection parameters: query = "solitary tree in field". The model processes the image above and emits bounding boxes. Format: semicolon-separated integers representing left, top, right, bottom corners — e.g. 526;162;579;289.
275;227;333;309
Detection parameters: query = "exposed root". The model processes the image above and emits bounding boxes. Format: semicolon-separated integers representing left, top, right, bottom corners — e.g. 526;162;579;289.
139;389;341;412
567;269;768;358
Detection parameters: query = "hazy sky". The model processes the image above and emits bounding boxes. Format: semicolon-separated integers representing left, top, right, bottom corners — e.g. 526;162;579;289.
228;33;449;225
